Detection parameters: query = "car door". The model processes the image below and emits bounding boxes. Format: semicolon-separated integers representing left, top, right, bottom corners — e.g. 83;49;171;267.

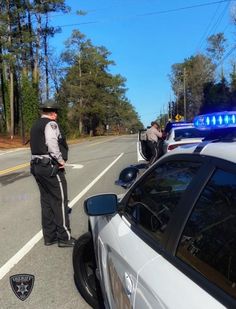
136;250;226;308
94;211;157;308
134;157;236;309
173;158;236;309
137;129;151;162
118;156;210;308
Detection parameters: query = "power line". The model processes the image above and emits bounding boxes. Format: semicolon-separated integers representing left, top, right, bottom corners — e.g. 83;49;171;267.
59;21;99;28
197;1;230;52
196;3;222;51
216;44;236;67
209;2;230;34
48;0;235;18
137;0;234;17
44;0;236;29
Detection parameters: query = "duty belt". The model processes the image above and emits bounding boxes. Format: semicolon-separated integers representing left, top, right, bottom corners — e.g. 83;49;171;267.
31;157;51;165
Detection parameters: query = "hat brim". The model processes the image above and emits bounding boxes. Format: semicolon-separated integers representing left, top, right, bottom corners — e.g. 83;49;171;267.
39;106;60;111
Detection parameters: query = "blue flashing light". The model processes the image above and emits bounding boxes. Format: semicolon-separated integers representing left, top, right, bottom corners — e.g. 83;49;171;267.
212;116;216;125
194;111;236;130
232;114;236;124
218;115;223;125
224;114;229;124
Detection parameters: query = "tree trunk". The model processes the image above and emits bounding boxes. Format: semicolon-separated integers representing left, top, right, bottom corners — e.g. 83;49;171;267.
0;44;6;131
44;13;49;99
34;13;41;87
9;68;14;139
78;54;83;134
7;0;14;138
26;5;35;78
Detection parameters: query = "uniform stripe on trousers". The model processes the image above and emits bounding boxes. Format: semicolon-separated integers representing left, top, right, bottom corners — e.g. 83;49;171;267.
56;174;71;240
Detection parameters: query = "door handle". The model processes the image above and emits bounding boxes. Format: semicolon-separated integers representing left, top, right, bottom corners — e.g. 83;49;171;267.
124;272;134;296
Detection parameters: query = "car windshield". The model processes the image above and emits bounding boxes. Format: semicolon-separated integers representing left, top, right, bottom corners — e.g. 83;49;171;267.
174;128;208;139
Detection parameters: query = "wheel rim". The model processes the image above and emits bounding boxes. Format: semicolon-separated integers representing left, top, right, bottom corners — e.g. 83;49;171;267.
80;244;97;297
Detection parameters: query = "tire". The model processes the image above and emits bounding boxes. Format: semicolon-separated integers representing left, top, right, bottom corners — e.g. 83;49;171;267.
73;232;104;309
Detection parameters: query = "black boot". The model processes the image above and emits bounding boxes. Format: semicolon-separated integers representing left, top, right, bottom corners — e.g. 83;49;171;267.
58;237;76;247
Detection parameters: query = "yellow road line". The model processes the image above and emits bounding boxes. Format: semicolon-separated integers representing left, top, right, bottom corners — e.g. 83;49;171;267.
0;162;29;176
85;137;119;147
0;137;120;175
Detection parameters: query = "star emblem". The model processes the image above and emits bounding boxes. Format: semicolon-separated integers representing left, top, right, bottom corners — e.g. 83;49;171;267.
10;274;35;301
16;282;28;295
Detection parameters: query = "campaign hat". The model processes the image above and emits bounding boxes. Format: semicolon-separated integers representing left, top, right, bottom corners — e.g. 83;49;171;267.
39;99;60;112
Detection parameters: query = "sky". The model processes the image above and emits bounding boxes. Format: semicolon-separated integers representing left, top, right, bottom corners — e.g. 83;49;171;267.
49;0;236;127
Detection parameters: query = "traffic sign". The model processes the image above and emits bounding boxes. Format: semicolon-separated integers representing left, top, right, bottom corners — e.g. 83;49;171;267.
175;114;183;121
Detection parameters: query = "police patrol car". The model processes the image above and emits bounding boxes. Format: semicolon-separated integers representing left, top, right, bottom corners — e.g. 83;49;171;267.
137;122;209;162
73;111;236;309
162;122;209;153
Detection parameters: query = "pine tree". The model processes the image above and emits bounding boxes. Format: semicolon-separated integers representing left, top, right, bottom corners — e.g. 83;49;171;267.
59;30;142;136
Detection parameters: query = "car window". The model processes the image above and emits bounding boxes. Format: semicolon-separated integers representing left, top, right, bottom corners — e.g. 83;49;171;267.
174;128;208;139
176;168;236;300
124;161;202;244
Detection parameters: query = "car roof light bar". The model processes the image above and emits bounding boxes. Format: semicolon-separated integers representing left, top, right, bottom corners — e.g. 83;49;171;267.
171;122;193;128
194;111;236;130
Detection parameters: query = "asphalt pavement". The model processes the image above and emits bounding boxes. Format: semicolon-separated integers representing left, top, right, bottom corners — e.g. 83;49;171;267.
0;135;138;308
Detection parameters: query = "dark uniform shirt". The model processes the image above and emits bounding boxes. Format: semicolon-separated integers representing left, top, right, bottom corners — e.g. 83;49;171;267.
30;115;67;163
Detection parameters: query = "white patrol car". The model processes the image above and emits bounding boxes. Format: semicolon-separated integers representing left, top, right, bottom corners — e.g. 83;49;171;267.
137;122;208;162
73;111;236;309
162;122;209;153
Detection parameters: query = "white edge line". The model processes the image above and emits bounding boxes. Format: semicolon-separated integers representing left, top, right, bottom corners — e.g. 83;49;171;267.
0;231;43;280
0;152;124;280
69;152;123;208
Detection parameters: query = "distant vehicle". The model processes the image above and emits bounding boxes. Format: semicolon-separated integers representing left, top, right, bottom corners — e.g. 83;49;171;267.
137;122;207;161
163;123;209;153
72;111;236;309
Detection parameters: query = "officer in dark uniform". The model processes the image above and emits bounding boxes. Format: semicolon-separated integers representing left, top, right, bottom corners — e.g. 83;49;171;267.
30;99;75;247
146;121;163;165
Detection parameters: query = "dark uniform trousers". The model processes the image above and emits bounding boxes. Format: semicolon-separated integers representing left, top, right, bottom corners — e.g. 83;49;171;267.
31;160;71;243
147;140;160;165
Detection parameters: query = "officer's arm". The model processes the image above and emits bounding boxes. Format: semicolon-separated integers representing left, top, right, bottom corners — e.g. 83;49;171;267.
157;130;163;138
155;128;163;138
45;122;65;166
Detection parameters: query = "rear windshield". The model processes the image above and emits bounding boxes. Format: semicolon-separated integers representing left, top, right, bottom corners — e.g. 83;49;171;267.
174;128;209;139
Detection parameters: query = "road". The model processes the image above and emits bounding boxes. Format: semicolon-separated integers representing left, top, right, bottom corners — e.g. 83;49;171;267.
0;135;138;308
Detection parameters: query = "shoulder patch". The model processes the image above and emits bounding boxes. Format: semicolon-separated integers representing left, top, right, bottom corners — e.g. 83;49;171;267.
50;122;58;130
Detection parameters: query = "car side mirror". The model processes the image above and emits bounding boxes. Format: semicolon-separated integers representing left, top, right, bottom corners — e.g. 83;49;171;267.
84;194;118;216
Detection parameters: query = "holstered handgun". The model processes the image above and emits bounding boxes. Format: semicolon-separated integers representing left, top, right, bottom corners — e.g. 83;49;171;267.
50;163;59;177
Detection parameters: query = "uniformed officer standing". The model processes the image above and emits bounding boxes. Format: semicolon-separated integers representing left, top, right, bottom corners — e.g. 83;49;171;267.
30;99;75;247
146;121;163;165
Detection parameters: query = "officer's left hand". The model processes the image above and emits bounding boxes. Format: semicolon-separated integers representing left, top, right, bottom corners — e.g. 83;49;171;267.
58;160;65;169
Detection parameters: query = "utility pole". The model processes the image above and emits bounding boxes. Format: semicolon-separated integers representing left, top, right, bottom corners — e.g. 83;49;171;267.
176;78;181;116
169;94;172;120
183;67;187;121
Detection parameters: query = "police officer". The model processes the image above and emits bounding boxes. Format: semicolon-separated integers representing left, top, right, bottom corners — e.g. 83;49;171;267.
30;99;75;247
146;121;163;165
